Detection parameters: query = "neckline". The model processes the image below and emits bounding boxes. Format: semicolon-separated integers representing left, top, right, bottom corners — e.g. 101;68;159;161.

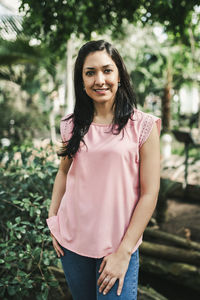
91;122;113;127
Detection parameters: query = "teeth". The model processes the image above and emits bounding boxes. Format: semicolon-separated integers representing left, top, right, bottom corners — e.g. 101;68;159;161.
95;89;108;91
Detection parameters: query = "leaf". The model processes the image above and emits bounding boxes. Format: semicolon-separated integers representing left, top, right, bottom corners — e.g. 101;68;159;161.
7;285;16;296
26;279;33;289
0;285;5;297
36;207;41;213
37;225;44;229
5;256;16;262
13;200;21;204
19;227;26;234
29;206;35;217
21;221;31;225
26;244;31;252
43;258;50;266
35;236;42;243
15;217;21;223
5;262;11;269
17;270;27;277
16;233;22;239
6;221;12;229
22;198;31;204
32;247;41;258
48;280;58;287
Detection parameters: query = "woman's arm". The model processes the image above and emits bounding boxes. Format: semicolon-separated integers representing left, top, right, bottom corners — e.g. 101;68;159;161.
117;122;160;255
48;156;72;256
48;156;72;217
97;123;160;295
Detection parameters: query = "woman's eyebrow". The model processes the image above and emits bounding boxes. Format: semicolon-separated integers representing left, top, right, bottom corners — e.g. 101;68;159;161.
84;64;114;70
102;64;114;68
84;67;95;70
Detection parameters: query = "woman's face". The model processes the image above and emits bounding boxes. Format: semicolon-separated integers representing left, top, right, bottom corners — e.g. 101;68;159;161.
82;50;120;105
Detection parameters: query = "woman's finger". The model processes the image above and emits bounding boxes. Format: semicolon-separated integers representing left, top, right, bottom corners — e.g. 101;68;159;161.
52;235;64;257
97;269;108;287
53;239;64;256
117;277;124;296
101;277;117;295
56;244;64;256
99;274;110;293
55;248;60;257
53;242;61;257
54;244;64;257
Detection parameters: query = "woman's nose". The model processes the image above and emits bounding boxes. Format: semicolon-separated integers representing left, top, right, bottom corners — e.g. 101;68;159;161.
95;72;105;85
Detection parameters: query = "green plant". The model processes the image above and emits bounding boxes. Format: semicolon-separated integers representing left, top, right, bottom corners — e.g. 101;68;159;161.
0;145;61;300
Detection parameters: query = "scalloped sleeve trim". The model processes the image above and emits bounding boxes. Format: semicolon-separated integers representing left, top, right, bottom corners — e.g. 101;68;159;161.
139;114;161;148
60;113;73;143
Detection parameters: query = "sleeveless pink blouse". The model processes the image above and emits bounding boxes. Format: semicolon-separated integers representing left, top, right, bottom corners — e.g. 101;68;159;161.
47;108;161;258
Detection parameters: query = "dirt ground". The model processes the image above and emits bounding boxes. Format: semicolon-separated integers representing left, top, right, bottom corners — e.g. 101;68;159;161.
161;198;200;243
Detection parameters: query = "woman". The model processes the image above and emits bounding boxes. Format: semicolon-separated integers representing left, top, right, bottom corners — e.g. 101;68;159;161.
47;40;161;300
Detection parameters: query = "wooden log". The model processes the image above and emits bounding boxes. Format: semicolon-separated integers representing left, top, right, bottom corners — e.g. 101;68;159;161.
144;228;200;251
160;179;200;203
140;255;200;292
140;241;200;266
138;285;168;300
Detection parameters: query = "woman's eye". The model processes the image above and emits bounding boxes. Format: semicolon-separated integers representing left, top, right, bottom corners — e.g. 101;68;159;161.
86;71;94;76
104;69;112;73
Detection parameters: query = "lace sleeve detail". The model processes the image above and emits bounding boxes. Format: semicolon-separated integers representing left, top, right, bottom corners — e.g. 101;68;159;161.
139;114;161;148
60;114;73;143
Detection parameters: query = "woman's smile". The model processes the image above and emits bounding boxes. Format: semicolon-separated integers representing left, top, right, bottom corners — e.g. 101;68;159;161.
93;88;110;94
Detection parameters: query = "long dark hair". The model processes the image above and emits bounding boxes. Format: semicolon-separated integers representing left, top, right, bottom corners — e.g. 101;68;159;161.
58;40;137;159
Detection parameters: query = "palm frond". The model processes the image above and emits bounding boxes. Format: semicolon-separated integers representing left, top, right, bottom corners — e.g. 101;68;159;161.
0;15;23;39
0;38;44;66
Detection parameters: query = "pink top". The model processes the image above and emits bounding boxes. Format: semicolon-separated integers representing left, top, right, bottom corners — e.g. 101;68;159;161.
46;108;161;258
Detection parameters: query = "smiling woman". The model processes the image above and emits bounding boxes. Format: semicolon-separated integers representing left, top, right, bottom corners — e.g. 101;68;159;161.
46;40;161;300
82;51;120;108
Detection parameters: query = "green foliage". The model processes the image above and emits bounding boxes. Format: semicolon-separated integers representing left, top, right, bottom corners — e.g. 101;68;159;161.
19;0;141;58
0;89;49;145
0;38;44;66
0;37;58;146
0;145;60;299
142;0;199;44
115;23;196;106
19;0;200;58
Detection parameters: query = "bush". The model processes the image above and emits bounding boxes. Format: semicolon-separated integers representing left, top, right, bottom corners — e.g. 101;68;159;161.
0;145;61;300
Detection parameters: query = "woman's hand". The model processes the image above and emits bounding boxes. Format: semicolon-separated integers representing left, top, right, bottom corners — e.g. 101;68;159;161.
97;250;131;296
51;233;64;257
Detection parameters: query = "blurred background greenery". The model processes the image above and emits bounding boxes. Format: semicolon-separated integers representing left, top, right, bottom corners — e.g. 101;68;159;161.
0;0;200;299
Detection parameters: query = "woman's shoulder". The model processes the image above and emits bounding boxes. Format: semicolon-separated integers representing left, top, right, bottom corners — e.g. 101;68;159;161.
131;108;161;147
132;108;156;121
61;113;74;122
60;113;74;142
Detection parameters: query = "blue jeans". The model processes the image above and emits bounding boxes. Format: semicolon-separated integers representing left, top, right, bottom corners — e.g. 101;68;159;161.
60;246;139;300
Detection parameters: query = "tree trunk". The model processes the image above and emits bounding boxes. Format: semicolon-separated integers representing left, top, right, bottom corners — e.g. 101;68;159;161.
140;241;200;266
161;61;172;133
49;108;57;144
188;27;200;131
198;88;200;131
64;36;74;115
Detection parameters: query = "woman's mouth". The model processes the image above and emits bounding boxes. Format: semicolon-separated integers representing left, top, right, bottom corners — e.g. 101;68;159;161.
94;88;109;94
